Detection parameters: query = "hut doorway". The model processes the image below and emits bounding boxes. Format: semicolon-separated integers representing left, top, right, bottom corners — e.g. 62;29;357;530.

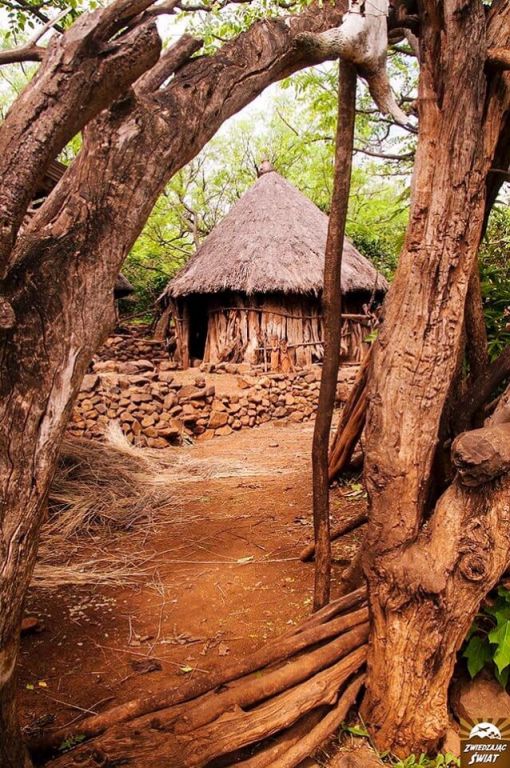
187;296;209;361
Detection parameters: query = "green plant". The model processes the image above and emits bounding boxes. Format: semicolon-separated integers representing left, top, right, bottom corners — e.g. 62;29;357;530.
391;754;460;767
58;734;86;753
479;205;510;360
462;586;510;688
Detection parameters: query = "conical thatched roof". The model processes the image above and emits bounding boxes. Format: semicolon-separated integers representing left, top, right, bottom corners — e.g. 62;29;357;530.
163;168;388;299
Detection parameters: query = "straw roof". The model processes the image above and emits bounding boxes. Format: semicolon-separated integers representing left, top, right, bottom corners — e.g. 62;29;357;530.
163;167;388;299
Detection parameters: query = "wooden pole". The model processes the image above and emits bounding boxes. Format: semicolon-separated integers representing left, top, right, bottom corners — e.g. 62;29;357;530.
312;60;357;611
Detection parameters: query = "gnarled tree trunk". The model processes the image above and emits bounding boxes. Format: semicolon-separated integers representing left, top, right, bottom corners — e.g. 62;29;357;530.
361;0;510;754
0;1;353;763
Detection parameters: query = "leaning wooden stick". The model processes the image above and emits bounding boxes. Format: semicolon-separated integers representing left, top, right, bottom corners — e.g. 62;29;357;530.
312;59;357;611
328;346;371;481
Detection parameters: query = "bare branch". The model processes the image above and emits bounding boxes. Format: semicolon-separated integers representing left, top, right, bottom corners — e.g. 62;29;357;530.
136;33;203;91
28;7;70;45
0;45;44;65
0;7;70;67
488;167;510;181
354;146;414;161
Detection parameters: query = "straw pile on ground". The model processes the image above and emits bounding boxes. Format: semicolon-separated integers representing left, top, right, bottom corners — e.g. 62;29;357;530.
33;426;178;588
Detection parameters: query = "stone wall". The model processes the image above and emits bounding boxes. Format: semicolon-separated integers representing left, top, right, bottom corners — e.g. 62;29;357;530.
69;356;358;448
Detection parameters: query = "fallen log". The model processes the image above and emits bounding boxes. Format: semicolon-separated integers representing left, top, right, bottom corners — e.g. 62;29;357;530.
175;622;369;732
234;709;326;768
300;513;368;562
261;673;365;768
295;587;367;633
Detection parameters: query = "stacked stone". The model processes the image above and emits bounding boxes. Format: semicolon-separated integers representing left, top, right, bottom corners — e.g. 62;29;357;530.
95;328;169;364
69;360;357;447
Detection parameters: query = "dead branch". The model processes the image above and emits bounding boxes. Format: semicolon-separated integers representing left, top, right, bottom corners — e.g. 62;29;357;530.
328;349;371;481
234;710;326;768
263;673;365;768
295;586;367;633
32;596;368;755
0;7;70;65
174;647;367;767
175;622;369;733
40;589;369;768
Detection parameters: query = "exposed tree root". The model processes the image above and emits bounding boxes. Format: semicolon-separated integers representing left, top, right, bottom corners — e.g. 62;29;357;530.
34;589;368;768
234;710;326;768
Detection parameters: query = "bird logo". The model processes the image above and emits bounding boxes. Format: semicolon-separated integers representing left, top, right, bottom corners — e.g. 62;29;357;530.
469;722;502;740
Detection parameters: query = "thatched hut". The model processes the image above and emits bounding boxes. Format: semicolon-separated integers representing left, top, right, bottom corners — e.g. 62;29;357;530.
160;164;388;369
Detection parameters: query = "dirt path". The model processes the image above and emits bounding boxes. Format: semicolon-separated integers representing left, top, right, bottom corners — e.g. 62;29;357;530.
19;420;365;755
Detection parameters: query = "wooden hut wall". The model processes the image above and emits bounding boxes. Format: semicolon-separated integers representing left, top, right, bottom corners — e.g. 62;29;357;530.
202;293;324;367
170;293;376;368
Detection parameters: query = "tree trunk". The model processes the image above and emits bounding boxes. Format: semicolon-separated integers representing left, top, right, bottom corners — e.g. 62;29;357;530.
362;470;510;755
312;59;356;610
361;0;510;755
0;1;355;761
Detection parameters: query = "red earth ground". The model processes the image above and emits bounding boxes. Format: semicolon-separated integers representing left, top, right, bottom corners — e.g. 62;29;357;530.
19;419;366;765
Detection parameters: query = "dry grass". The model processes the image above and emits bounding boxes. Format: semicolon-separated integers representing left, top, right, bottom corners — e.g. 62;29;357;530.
33;423;285;588
45;424;177;539
34;425;180;588
163;169;388;298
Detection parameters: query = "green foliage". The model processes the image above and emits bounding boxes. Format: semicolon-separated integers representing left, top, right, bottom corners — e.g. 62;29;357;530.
479;205;510;360
0;0;96;38
58;734;86;753
124;71;411;312
185;0;313;54
390;754;459;768
462;586;510;689
339;724;459;767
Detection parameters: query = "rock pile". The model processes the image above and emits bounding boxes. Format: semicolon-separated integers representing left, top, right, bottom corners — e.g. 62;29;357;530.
69;359;358;447
95;328;169;364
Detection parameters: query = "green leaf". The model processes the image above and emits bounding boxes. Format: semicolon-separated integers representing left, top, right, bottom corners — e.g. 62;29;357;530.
488;620;510;673
495;664;510;689
463;634;491;678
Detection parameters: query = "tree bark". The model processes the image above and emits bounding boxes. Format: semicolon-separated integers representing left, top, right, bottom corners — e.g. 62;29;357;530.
361;0;510;754
312;59;357;610
0;1;359;761
464;268;489;386
0;2;161;272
